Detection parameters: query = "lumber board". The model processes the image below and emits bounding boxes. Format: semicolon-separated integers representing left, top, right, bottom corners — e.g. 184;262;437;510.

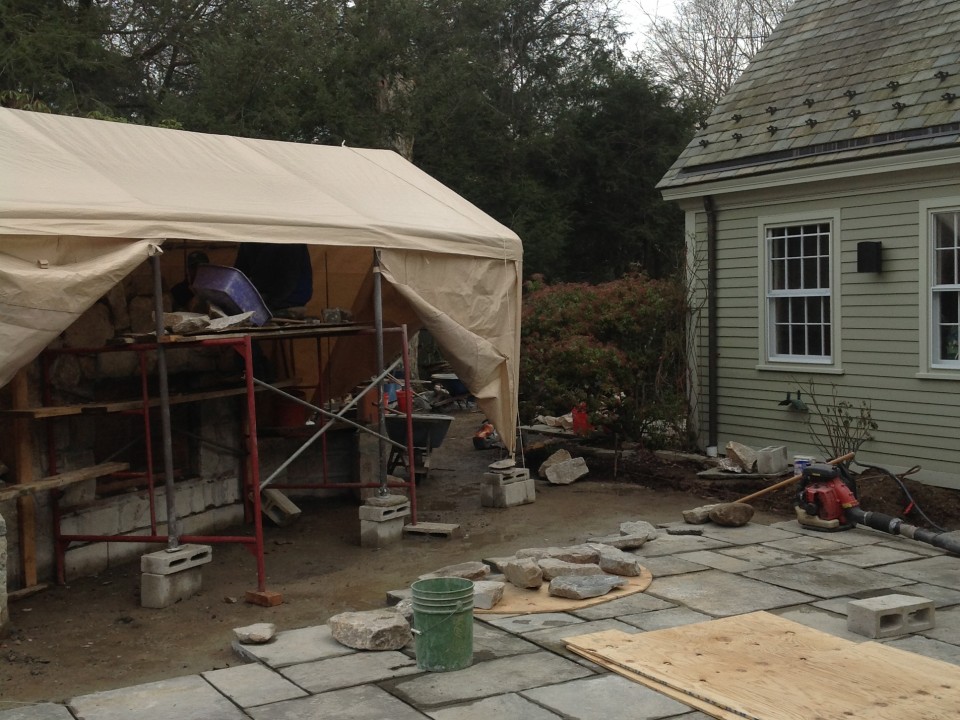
11;369;38;586
474;567;652;615
0;462;129;502
564;612;960;720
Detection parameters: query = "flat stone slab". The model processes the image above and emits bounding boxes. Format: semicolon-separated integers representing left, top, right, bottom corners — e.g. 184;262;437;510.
767;522;887;546
649;569;814;616
389;651;593;708
877;539;945;557
638;555;711;577
279;650;419;694
883;635;960;666
814;584;960;614
921;606;960;645
518;618;640;663
763;535;853;555
675;550;765;573
472;621;541;660
234;625;355;668
744;560;906;598
716;545;814;568
571;592;674;621
247;684;428;720
618;606;713;631
202;663;308;708
68;675;247;720
873;555;960;590
769;606;869;643
698;524;799;545
429;693;562;720
0;705;75;720
811;544;926;568
635;534;732;557
482;612;584;634
522;673;691;719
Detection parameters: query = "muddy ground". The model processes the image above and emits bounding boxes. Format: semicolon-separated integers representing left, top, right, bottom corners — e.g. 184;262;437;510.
2;409;958;706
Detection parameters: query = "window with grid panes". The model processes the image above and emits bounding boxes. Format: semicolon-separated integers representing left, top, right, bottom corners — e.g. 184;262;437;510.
933;211;960;367
766;223;832;362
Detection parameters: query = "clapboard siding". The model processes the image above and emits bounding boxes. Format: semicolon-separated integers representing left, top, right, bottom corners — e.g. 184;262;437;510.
687;172;960;487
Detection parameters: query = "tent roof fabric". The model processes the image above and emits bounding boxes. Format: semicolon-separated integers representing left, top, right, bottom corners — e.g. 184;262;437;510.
1;108;521;260
0;108;522;451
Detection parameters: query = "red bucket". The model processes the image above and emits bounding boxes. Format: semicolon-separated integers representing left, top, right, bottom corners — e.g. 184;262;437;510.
396;389;412;412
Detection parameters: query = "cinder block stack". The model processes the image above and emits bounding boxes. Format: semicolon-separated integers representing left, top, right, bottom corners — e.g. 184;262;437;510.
359;494;410;548
140;544;213;609
481;467;535;508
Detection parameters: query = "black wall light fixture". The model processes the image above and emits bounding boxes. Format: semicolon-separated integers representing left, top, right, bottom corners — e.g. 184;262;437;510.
857;241;883;273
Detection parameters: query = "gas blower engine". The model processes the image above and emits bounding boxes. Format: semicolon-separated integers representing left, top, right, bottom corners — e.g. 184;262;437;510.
795;463;960;554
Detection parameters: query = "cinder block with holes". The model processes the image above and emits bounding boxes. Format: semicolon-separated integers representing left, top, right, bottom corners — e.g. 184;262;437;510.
482;468;531;486
140;544;213;576
481;478;535;508
847;594;935;638
358;502;411;522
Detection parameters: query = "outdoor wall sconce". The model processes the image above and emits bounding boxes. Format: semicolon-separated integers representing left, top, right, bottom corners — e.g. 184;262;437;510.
778;391;808;412
857;241;883;273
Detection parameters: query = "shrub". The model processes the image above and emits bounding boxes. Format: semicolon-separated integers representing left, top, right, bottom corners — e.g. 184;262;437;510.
519;272;689;447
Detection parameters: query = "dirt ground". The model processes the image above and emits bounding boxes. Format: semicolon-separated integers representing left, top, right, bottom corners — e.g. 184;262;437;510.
2;409;957;705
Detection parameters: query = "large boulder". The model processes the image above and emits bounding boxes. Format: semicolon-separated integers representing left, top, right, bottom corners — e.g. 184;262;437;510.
328;609;411;651
709;502;755;527
548;574;628;600
500;558;544;589
538;559;604;581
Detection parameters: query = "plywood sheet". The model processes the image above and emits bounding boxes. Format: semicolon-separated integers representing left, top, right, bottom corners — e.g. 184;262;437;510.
475;568;652;615
565;611;960;720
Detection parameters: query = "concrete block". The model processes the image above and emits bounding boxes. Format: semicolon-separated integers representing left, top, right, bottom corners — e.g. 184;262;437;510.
360;516;406;548
756;445;788;475
481;468;531;486
141;566;203;608
358;502;411;522
261;488;302;526
140;544;212;575
481;478;536;508
847;594;935;638
65;542;110;579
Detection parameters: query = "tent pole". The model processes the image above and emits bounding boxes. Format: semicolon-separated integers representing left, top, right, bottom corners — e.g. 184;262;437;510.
373;251;388;496
151;254;180;549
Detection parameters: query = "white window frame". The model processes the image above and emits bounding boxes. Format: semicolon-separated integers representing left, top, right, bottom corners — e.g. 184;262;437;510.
919;199;960;376
757;211;842;372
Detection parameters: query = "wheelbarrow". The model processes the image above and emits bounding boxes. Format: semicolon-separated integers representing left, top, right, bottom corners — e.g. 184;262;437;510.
384;413;454;482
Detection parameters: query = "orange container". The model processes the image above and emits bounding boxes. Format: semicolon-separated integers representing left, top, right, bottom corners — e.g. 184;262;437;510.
396;389;412;412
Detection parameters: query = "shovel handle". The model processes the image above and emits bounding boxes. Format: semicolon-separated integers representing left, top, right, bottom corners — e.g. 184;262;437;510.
735;451;855;505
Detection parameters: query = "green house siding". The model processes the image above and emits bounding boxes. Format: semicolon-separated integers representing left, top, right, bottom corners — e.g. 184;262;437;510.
686;176;960;488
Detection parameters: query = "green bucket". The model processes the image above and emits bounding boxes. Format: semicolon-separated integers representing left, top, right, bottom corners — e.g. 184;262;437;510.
410;576;474;672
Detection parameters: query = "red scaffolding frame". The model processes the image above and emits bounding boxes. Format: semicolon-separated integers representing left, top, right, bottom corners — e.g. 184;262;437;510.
35;323;418;595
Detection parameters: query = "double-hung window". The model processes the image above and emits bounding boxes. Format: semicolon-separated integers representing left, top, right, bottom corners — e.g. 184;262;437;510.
932;210;960;368
765;222;832;363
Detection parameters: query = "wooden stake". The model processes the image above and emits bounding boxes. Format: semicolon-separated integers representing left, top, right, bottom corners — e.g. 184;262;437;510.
10;369;38;588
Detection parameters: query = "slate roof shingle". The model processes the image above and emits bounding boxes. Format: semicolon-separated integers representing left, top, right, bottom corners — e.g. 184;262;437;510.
658;0;960;190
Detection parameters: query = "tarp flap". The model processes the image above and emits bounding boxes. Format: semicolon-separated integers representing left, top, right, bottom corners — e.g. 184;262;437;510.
379;250;521;450
0;237;158;387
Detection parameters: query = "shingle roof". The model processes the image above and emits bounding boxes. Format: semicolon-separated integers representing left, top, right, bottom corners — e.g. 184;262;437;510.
658;0;960;190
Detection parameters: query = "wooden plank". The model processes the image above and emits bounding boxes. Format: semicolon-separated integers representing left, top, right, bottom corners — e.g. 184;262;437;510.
0;462;129;503
564;612;960;720
0;379;298;419
10;369;38;587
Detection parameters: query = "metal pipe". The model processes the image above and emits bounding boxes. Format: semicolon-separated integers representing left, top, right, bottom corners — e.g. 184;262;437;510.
151;254;179;549
373;251;388;496
703;196;719;451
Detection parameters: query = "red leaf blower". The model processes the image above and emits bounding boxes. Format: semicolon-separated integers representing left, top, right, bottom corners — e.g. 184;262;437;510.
795;463;960;554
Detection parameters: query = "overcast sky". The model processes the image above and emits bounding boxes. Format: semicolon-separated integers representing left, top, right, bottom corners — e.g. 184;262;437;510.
618;0;677;50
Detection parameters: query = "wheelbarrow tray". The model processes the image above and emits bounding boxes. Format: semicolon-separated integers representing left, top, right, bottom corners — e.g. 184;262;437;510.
385;413;454;449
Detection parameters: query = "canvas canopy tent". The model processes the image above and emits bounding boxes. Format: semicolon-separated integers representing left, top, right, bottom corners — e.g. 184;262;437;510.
0;107;523;451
